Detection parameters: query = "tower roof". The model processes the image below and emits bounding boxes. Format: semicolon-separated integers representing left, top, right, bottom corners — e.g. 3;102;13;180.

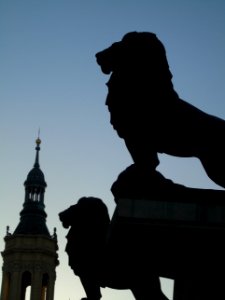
24;137;47;188
13;138;50;236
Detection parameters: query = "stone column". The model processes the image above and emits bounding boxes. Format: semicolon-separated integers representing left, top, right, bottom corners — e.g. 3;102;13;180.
8;271;21;300
0;271;10;300
46;276;55;300
30;271;43;300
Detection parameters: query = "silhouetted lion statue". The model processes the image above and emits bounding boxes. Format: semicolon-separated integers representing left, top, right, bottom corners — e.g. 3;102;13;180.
96;31;225;189
59;197;169;300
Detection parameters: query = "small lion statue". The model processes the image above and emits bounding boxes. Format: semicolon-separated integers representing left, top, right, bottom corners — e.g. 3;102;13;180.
59;197;169;300
59;197;110;300
96;31;225;189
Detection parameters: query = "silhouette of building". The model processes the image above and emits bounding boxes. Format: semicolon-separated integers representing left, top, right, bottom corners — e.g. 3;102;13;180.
0;138;59;300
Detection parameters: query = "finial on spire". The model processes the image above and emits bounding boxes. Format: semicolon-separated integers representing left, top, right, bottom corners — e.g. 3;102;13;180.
36;128;41;146
34;130;41;168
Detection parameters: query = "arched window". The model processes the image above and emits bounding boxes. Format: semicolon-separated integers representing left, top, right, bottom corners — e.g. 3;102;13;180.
41;273;49;300
21;271;31;300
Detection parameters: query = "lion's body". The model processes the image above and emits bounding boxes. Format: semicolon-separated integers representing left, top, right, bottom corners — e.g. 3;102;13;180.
96;31;225;189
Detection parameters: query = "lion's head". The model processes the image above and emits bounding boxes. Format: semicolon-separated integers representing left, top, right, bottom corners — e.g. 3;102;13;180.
59;196;110;229
96;31;172;81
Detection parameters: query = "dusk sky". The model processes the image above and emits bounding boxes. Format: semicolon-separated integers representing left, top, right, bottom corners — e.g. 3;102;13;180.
1;1;225;299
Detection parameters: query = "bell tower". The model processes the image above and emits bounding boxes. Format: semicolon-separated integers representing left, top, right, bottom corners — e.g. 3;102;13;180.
0;138;59;300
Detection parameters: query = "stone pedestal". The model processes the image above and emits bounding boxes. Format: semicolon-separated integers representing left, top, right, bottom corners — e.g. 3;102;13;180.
108;189;225;299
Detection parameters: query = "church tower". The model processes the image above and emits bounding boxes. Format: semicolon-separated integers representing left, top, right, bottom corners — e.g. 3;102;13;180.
0;138;59;300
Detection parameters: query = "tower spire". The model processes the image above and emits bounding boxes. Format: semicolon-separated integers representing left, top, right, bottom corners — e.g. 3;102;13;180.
13;137;49;235
34;135;41;168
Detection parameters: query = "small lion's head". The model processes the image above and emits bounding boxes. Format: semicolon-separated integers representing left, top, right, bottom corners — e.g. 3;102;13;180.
96;31;172;80
59;197;110;228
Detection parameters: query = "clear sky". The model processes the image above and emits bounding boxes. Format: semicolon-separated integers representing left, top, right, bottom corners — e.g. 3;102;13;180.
1;1;225;299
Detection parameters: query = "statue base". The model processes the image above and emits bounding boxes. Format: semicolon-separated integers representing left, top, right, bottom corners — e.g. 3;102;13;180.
108;193;225;275
107;165;225;298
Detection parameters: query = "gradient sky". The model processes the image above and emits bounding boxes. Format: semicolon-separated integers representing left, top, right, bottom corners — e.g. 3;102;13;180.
1;1;225;299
